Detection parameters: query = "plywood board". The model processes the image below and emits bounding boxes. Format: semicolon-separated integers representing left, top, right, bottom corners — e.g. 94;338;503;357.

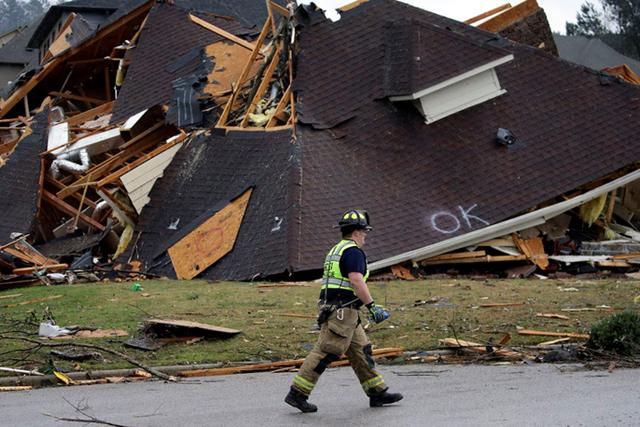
145;318;241;335
203;41;259;96
513;234;549;269
168;188;253;279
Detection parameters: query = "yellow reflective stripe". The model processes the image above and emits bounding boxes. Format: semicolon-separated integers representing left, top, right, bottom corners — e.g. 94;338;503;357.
361;375;385;392
293;375;315;393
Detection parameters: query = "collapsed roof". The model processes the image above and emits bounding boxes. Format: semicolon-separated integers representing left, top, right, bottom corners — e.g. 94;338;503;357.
2;0;640;283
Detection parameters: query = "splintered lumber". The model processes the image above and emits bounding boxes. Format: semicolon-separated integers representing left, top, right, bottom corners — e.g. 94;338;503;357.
256;283;312;288
421;254;527;265
339;0;369;12
49;91;105;106
513;235;549;270
465;3;512;24
168;188;253;279
2;240;58;267
51;329;129;339
42;190;105;232
516;329;589;339
536;338;571;347
420;251;486;263
64;101;114;127
439;338;522;359
478;0;540;33
0;386;32;392
479;302;525;308
179;348;404;377
240;41;283;127
145;319;241;336
189;14;255;51
476;237;515;247
12;264;68;275
536;313;570;320
390;264;416;280
4;294;63;308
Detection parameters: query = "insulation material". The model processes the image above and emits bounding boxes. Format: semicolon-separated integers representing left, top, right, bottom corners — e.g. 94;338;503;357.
579;193;607;226
121;141;184;214
114;223;134;259
50;149;90;179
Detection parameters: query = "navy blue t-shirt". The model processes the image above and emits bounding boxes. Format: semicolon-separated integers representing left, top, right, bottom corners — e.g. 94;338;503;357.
319;245;367;304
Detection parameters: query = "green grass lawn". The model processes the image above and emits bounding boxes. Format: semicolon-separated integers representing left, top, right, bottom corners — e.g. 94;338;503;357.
1;277;639;373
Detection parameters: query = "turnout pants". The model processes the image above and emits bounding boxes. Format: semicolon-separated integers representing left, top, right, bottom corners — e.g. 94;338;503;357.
291;307;387;397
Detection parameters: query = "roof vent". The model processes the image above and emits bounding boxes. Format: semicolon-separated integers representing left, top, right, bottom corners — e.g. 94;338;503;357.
384;20;514;124
496;128;519;146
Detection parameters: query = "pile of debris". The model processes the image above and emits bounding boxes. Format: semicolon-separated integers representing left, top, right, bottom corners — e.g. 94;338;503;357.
2;0;640;285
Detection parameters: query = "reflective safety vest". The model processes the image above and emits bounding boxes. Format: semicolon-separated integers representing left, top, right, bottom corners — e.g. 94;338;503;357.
322;239;369;293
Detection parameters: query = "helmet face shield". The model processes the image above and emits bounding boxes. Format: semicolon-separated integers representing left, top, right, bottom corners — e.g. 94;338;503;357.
336;209;372;231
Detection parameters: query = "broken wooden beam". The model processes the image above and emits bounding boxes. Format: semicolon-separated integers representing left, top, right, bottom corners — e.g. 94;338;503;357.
189;14;255;51
439;338;522;359
516;329;589;339
465;3;512;24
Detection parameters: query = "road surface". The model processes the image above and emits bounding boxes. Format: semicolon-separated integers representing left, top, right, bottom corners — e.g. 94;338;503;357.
2;363;639;426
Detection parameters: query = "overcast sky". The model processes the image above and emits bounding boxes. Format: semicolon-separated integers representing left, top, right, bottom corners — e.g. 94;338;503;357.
307;0;585;34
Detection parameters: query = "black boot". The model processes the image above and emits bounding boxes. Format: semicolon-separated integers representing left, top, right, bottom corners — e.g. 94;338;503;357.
369;390;404;407
285;388;318;413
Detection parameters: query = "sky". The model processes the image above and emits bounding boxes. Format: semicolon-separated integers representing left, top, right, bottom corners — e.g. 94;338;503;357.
305;0;586;34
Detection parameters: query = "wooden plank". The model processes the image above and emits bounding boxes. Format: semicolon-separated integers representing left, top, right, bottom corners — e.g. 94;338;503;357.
179;348;403;377
96;133;186;188
476;237;515;247
270;0;290;16
217;15;272;126
4;294;63;307
203;41;257;96
45;175;97;209
64;101;114;127
536;313;570;320
0;386;32;392
423;250;486;262
266;84;291;128
189;14;255;51
513;234;549;270
516;329;589;339
49;91;105;106
536;337;571;346
2;241;57;266
391;264;416;280
43;13;76;61
421;255;528;265
169;188;253;279
597;260;632;268
12;264;68;274
464;3;512;24
42;190;105;232
439;338;522;359
145;319;240;335
478;0;540;33
240;42;283;127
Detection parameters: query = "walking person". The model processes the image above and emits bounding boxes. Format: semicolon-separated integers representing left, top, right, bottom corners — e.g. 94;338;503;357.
285;210;403;412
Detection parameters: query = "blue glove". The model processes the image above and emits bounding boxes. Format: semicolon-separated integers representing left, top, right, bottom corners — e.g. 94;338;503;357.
367;302;389;323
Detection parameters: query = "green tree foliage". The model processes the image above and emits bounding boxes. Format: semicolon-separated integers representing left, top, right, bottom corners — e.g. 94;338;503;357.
0;0;54;36
566;0;640;59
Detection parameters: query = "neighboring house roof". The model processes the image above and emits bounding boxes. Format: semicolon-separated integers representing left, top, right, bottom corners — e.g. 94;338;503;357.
111;3;254;123
129;0;640;280
0;21;39;66
0;110;47;244
27;0;123;48
554;34;640;75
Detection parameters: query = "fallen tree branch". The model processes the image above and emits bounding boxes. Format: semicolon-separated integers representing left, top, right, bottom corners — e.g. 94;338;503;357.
0;334;176;382
43;397;132;427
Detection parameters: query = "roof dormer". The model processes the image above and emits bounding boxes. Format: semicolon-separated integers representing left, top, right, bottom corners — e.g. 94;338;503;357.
384;20;514;124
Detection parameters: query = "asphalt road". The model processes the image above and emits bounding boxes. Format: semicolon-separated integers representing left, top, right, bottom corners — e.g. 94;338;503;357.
2;363;639;426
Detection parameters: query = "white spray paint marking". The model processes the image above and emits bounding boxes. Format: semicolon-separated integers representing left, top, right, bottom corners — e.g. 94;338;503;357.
430;204;489;235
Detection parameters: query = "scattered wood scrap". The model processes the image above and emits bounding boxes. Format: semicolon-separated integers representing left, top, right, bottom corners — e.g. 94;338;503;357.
439;338;522;360
0;386;32;392
179;347;404;377
4;294;63;308
536;313;570;320
50;329;129;340
516;329;589;339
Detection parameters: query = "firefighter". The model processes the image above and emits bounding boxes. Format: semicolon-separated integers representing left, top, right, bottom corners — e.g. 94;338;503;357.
284;210;403;412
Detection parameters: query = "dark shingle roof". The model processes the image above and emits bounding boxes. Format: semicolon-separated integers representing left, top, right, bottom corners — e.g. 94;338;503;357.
111;3;252;123
383;19;511;97
554;35;640;75
131;0;640;279
0;111;48;245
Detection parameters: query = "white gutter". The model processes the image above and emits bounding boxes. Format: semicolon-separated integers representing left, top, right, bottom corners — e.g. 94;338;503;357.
369;168;640;272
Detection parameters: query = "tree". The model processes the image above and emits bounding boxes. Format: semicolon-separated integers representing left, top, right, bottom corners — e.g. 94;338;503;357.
0;0;54;36
566;0;640;59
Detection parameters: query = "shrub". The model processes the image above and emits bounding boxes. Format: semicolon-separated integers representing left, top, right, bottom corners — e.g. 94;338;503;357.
587;310;640;356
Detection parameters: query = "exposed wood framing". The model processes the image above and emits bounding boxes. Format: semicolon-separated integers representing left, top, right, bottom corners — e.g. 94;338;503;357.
240;42;283;127
478;0;540;33
49;91;105;106
217;15;273;126
42;190;105;231
269;1;290;16
189;14;255;51
465;3;512;25
266;84;292;127
0;0;153;119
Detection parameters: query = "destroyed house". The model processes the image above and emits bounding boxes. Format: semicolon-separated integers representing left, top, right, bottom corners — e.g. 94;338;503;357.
3;0;640;284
